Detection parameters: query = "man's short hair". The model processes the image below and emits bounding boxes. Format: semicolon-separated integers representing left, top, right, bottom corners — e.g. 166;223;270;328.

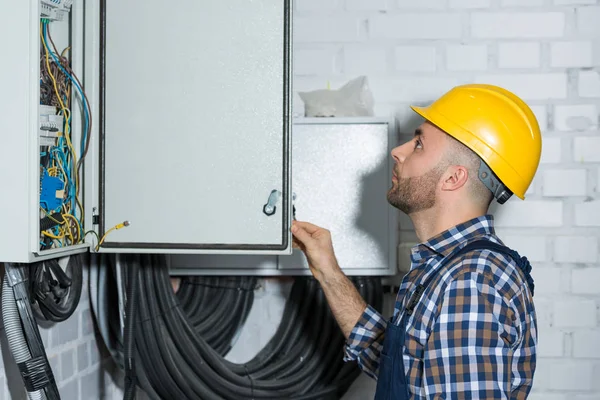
445;135;494;208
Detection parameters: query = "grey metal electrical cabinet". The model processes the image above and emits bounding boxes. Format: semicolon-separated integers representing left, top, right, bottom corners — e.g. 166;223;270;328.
0;0;294;263
97;0;293;254
169;118;399;276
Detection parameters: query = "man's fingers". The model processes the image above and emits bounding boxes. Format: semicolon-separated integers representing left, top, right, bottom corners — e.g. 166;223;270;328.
292;220;323;235
291;222;314;245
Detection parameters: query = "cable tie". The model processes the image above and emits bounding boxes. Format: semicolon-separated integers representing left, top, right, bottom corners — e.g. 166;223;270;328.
244;364;255;400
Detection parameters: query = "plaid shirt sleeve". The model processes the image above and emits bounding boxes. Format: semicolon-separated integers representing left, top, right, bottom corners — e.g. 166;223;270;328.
343;305;387;379
422;270;526;399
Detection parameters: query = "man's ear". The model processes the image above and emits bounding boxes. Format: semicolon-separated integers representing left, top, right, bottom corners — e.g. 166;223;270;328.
441;165;469;192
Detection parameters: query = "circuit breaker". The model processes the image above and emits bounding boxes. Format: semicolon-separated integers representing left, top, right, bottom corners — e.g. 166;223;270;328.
0;0;293;263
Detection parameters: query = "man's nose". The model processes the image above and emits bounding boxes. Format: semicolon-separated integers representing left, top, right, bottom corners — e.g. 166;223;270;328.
391;141;412;164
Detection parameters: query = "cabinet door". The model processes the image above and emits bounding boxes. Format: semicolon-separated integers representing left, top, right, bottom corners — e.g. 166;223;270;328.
97;0;292;254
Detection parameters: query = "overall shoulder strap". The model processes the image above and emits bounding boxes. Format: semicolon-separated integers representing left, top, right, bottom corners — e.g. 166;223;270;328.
441;239;535;297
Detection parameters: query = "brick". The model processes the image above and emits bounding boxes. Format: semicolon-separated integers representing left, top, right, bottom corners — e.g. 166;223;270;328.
579;71;600;98
449;0;492;8
369;14;462;39
537;329;564;357
344;46;387;74
295;17;362;43
574;137;600;162
492;200;563;227
536;300;553;328
81;309;94;336
574;331;600;358
498;42;541;69
555;0;596;4
61;349;75;382
541;137;562;164
296;0;340;11
80;370;103;399
554;300;597;328
346;0;389;10
59;379;79;400
369;76;461;103
555;104;598;131
78;343;89;372
90;342;100;365
396;0;446;8
394;46;437;72
501;0;544;5
573;395;600;400
295;48;337;75
531;267;563;295
526;394;566;400
555;236;598;263
49;354;61;382
52;313;79;347
500;235;547;262
446;45;488;71
530;105;548;130
577;6;600;37
573;268;600;295
543;169;587;197
575;201;600;226
535;361;595;391
474;73;567;100
471;12;566;38
551;41;594;68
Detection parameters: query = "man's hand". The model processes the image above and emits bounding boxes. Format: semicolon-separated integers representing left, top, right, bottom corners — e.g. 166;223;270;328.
291;220;367;338
291;220;341;283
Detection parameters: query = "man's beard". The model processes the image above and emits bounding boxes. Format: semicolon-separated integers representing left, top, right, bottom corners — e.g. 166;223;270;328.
387;165;446;215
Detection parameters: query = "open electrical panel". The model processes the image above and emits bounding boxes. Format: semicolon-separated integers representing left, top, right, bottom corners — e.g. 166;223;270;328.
1;0;398;276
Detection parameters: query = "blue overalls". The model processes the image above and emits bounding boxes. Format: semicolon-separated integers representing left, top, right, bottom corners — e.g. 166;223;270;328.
374;240;535;400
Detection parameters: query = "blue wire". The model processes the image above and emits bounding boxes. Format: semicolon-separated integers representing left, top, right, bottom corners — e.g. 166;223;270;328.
43;21;86;231
43;22;90;157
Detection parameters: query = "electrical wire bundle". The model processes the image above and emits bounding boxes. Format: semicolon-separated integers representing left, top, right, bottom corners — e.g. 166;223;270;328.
39;19;92;251
3;263;61;400
28;254;85;323
176;276;258;356
91;254;383;400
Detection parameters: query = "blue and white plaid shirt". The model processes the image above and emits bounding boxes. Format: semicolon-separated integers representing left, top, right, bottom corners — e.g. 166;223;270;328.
344;215;537;399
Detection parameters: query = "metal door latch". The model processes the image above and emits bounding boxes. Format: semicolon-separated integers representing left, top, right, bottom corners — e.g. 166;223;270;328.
262;190;297;217
263;190;281;216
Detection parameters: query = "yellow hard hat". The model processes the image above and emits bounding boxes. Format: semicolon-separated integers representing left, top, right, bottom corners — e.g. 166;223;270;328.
411;84;542;202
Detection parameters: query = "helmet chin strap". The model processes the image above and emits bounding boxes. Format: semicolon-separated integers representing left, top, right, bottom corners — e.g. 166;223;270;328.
478;161;513;204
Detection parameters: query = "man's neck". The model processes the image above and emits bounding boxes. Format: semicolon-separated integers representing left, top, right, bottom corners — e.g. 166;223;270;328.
409;205;487;243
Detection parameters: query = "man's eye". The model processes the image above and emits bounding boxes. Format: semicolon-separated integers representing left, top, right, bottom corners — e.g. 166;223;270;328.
414;139;423;150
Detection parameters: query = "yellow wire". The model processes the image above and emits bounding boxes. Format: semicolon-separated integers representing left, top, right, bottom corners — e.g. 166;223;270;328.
42;230;64;240
41;22;85;244
96;221;130;251
62;213;80;243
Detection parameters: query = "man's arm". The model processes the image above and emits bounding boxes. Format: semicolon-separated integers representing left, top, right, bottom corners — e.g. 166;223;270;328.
291;221;366;337
291;221;387;378
423;272;515;399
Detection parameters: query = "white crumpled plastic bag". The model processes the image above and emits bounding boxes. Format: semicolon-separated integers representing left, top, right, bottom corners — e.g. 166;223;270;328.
298;76;375;117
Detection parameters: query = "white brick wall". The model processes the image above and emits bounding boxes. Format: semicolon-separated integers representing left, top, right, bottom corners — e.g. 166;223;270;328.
1;270;115;400
294;0;600;397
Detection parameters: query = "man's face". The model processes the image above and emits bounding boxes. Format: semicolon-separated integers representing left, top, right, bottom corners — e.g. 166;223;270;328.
387;121;449;214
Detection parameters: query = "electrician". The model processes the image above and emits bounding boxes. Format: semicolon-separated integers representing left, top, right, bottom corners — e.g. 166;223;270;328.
292;84;541;399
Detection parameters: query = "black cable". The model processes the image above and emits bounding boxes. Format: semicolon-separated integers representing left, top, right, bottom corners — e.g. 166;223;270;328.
30;253;84;323
5;263;61;400
123;255;140;400
102;254;382;400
